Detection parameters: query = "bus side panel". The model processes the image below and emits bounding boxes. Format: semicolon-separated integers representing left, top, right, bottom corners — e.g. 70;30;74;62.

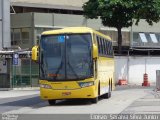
97;57;114;95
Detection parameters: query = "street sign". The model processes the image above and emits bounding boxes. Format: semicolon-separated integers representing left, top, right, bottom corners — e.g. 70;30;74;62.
13;53;19;65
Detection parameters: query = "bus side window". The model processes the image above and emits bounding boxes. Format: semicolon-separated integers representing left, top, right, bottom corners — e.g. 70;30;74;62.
101;38;104;55
102;39;106;55
110;42;113;56
94;59;97;79
106;41;109;56
104;40;107;55
109;41;112;56
97;36;101;54
99;37;103;55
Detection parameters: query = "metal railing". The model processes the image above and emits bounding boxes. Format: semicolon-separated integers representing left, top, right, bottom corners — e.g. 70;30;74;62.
12;58;39;88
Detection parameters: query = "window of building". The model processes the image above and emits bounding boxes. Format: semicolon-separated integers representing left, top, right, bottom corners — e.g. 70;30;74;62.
11;28;31;46
150;33;158;43
139;33;148;43
132;32;160;48
122;32;130;45
11;29;14;45
13;29;21;45
22;28;30;44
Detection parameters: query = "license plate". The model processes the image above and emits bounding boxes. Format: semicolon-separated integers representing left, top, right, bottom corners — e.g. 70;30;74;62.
62;92;71;96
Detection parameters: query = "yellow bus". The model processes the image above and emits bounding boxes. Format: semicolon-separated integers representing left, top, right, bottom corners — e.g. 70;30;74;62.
32;27;115;105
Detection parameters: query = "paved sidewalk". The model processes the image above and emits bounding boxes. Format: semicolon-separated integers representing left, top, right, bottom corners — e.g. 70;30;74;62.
0;89;40;106
120;86;160;114
0;89;39;98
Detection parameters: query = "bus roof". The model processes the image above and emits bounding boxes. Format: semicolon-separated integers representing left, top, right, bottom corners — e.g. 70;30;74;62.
42;27;111;40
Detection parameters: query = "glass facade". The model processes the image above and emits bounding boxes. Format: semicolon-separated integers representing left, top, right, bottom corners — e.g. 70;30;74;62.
11;28;31;48
132;32;160;48
99;30;130;46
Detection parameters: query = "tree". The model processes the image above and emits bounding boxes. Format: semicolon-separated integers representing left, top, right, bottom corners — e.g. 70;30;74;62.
83;0;160;54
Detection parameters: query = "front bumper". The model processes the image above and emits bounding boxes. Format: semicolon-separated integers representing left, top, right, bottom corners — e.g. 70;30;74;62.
40;85;97;100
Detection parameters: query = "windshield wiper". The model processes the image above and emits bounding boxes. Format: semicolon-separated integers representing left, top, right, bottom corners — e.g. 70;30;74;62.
52;60;64;80
67;61;79;79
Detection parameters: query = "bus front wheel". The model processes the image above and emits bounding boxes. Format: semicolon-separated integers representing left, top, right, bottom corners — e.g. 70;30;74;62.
48;100;56;105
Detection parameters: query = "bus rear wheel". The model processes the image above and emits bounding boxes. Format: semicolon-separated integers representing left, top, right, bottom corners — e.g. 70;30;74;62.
103;91;111;99
48;100;56;105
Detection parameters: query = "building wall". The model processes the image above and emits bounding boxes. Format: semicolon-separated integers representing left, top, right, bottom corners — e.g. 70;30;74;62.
11;13;32;28
115;56;160;85
131;19;160;33
54;13;87;27
87;18;102;30
34;13;54;27
11;12;104;48
11;0;88;10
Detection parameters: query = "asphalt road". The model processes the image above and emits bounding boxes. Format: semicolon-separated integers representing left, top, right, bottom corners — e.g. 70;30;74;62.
0;86;159;120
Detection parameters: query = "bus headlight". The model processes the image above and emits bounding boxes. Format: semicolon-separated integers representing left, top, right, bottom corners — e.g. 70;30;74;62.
40;84;52;89
78;82;94;88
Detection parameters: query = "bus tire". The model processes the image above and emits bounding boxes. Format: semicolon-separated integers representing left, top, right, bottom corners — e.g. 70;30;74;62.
91;82;100;104
48;100;56;105
91;97;98;104
103;91;111;99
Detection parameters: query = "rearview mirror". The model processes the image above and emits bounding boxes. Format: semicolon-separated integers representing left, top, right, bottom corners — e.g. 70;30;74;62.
93;44;98;58
32;46;39;61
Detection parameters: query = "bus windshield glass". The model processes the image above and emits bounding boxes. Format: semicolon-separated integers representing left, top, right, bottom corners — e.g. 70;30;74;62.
40;33;93;81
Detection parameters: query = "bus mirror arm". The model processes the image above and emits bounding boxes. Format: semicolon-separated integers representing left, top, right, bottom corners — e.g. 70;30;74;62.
93;44;98;59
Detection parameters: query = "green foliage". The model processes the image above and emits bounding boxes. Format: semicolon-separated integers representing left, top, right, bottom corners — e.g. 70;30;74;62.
83;0;160;28
83;0;160;54
135;0;160;25
83;0;99;19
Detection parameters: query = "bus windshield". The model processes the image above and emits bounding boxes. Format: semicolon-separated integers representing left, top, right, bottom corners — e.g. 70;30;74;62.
40;33;93;81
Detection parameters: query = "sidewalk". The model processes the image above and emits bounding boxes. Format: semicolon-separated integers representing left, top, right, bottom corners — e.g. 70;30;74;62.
119;85;160;114
0;89;40;106
0;88;39;99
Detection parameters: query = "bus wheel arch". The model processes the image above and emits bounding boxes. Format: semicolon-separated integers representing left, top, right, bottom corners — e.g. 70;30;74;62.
98;81;100;96
48;100;56;105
